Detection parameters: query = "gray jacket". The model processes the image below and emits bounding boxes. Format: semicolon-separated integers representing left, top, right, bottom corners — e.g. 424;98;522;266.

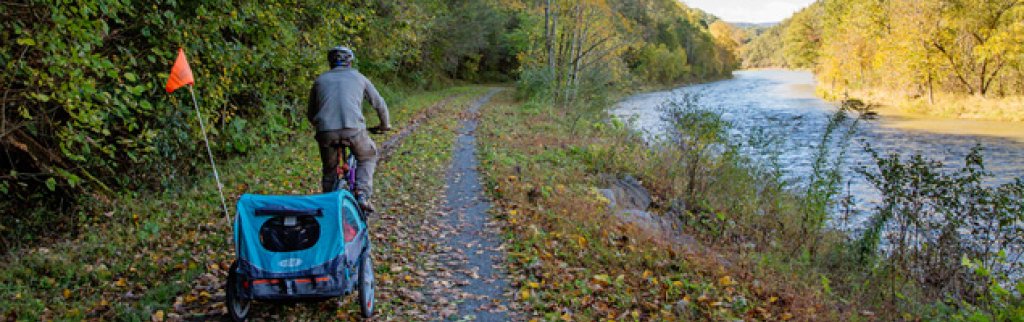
307;67;390;132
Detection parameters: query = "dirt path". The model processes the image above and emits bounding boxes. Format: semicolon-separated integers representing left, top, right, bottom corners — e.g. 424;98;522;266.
426;89;514;321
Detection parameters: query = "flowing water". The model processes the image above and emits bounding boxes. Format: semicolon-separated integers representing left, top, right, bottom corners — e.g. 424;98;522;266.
613;70;1024;233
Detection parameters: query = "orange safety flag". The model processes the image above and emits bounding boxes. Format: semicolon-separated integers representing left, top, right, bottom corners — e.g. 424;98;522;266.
165;48;194;93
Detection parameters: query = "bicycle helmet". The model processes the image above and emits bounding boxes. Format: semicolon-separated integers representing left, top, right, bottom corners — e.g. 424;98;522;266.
328;46;355;68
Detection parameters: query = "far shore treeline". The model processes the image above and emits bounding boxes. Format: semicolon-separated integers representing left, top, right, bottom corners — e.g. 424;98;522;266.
740;0;1024;120
0;0;738;246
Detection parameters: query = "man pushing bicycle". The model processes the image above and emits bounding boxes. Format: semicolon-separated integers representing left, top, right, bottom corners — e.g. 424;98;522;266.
307;46;390;213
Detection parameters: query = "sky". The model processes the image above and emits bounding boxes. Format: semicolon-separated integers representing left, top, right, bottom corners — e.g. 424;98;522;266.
681;0;816;23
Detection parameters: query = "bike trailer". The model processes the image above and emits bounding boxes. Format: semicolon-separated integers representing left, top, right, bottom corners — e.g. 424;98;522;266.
226;190;375;320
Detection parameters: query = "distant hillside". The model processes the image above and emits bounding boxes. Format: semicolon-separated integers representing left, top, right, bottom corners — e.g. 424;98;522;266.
736;2;825;69
738;22;787;68
730;22;778;45
730;22;779;28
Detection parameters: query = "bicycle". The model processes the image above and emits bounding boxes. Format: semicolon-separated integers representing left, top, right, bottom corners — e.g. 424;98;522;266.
223;128;389;321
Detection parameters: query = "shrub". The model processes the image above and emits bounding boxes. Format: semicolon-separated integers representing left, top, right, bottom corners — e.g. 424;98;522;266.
658;93;729;203
515;67;555;101
857;145;1024;308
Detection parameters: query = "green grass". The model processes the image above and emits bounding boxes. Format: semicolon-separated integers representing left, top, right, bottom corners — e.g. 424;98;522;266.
0;86;490;320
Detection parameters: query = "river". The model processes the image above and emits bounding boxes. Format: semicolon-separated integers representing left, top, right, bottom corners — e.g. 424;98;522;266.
613;69;1024;233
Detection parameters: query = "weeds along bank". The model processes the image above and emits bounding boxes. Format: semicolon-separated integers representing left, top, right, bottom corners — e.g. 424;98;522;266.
485;83;1023;319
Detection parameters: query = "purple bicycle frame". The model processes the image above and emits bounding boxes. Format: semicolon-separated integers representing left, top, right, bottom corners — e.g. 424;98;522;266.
338;148;358;193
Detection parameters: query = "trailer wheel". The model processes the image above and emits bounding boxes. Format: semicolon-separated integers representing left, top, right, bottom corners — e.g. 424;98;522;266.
226;261;251;322
358;248;375;319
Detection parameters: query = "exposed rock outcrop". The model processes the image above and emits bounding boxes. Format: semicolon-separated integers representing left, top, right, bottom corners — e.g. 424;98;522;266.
599;175;694;248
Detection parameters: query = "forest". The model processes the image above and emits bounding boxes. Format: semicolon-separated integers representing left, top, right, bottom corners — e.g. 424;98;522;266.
0;0;738;246
740;0;1024;119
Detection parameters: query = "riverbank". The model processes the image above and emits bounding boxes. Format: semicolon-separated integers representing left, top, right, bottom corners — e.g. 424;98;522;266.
477;91;843;320
819;88;1024;123
632;73;738;95
819;88;1024;143
606;71;1023;320
616;70;1024;209
875;108;1024;144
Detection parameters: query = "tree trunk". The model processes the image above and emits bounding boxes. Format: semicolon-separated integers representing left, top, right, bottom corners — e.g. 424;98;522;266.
3;128;66;172
563;1;580;101
928;74;934;105
545;0;555;73
569;2;586;102
925;44;934;104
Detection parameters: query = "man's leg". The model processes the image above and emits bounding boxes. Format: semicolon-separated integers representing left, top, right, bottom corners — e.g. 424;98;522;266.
316;131;342;193
348;130;379;203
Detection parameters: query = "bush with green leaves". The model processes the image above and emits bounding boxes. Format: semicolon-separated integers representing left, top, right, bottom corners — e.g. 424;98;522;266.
857;145;1023;318
659;93;730;203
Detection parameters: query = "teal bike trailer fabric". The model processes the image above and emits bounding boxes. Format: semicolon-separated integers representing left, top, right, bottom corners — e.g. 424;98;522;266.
232;190;368;300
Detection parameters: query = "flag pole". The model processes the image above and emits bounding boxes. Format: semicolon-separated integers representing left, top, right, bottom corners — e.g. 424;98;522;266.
187;85;231;227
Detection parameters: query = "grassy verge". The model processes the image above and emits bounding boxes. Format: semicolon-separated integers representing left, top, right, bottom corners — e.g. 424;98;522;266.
476;92;842;321
0;86;490;320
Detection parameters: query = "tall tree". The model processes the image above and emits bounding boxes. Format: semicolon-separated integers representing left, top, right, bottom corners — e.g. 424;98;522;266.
931;0;1023;95
782;4;823;69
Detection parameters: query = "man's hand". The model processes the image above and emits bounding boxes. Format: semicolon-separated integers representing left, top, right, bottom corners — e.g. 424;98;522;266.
369;125;392;134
